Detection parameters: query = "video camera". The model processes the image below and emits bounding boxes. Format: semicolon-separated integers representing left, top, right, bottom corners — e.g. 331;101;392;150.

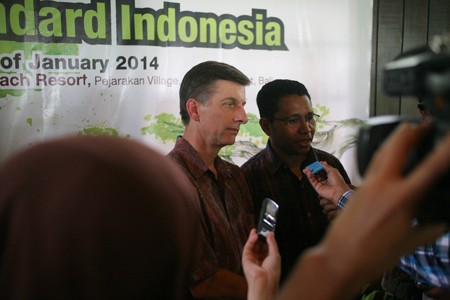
357;34;450;225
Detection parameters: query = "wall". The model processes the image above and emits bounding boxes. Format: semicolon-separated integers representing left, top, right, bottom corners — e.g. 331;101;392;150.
370;0;450;117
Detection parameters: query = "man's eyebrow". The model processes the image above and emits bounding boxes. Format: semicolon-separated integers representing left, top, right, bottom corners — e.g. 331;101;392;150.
221;97;246;105
282;112;314;118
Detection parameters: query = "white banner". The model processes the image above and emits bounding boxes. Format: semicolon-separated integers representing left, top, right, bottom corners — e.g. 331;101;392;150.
0;0;373;183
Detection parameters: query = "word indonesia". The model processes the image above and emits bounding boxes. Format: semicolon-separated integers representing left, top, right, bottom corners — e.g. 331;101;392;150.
0;0;287;50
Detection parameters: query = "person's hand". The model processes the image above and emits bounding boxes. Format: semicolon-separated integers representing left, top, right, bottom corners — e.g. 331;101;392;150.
242;229;280;300
277;123;449;300
303;161;352;205
319;197;339;220
317;122;448;294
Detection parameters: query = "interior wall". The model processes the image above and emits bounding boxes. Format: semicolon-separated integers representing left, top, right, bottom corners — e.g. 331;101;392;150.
370;0;450;117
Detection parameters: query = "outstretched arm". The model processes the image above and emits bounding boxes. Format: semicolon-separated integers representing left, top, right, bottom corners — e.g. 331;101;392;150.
277;122;449;300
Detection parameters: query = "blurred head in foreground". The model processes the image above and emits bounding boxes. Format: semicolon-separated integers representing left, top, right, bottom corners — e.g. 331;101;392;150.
0;136;199;300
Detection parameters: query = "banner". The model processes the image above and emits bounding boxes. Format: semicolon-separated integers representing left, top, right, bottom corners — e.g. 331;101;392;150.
0;0;373;183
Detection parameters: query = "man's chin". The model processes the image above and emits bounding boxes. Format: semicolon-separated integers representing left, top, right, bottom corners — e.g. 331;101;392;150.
218;138;236;148
293;145;311;156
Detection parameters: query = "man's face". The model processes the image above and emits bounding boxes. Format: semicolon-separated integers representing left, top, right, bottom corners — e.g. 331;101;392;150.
197;79;248;148
262;94;316;157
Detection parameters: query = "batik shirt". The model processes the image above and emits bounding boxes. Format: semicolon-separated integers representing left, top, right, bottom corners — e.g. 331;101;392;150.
168;137;254;287
241;141;350;282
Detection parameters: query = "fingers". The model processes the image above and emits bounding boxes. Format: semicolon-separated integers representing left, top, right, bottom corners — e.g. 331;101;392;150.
319;198;331;207
321;161;341;178
320;198;339;220
320;162;348;186
326;210;339;221
404;131;450;197
303;167;326;192
366;123;431;178
243;229;258;257
265;232;279;256
303;168;318;184
320;198;336;210
321;161;334;173
364;124;450;219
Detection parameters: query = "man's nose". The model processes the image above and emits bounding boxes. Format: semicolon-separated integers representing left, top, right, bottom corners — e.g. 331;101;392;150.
235;106;248;124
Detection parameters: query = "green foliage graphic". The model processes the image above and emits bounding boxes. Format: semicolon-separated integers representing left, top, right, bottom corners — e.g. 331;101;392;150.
140;106;362;162
141;112;266;142
0;41;79;98
141;113;184;143
79;127;119;137
141;112;267;162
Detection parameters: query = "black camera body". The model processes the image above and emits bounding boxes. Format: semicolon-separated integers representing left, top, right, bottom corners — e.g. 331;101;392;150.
357;35;450;225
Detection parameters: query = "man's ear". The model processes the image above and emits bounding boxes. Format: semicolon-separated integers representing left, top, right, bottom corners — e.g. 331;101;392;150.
260;117;271;136
186;99;200;122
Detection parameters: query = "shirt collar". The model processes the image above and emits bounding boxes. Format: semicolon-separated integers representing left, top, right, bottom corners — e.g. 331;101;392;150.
265;141;284;176
175;136;231;180
265;140;318;175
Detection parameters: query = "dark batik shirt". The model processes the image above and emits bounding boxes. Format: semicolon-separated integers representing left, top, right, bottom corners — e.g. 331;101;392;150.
241;141;351;282
168;137;254;286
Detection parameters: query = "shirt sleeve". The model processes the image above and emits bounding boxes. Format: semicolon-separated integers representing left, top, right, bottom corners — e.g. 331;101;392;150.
338;189;354;209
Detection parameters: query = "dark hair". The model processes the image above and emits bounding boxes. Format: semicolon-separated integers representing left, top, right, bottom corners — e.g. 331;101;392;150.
417;102;427;111
179;61;251;125
256;79;311;119
417;96;429;111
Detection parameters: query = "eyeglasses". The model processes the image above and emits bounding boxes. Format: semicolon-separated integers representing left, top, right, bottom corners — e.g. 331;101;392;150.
270;113;320;126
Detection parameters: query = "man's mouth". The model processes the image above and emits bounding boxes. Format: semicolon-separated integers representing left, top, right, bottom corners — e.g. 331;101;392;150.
227;128;240;134
296;138;312;147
